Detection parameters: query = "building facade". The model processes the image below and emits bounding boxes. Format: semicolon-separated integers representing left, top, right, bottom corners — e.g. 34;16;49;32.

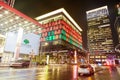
0;2;42;64
115;3;120;44
36;8;83;64
86;6;115;64
114;3;120;64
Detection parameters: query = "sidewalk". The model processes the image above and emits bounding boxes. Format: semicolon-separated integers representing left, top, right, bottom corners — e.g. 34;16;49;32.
0;63;9;67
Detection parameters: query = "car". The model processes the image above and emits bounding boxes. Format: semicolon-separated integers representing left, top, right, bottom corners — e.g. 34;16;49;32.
9;59;30;68
78;64;94;76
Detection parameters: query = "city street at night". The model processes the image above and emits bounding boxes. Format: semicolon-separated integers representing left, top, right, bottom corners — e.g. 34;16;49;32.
0;0;120;80
0;64;120;80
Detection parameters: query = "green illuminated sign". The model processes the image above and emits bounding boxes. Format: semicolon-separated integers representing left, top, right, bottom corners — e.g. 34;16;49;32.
24;39;29;44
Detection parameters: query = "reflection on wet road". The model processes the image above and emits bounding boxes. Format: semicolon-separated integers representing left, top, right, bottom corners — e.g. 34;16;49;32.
0;65;120;80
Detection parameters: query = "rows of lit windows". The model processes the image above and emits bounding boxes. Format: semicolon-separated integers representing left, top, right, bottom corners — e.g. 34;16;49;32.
90;55;106;58
88;26;114;54
40;19;82;42
40;19;82;48
40;15;81;35
89;46;114;53
41;19;82;40
40;30;82;48
116;18;120;43
40;29;82;45
62;21;82;43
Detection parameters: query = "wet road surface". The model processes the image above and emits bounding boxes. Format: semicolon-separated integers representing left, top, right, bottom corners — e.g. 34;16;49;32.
0;64;120;80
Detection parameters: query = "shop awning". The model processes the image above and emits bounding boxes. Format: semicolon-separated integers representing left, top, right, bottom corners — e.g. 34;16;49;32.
0;2;43;35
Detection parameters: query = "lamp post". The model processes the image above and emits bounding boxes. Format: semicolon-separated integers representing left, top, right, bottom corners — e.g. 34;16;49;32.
87;52;90;64
29;50;35;67
74;50;77;64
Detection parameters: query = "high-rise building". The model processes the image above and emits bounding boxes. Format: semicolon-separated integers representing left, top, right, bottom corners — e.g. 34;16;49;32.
86;6;115;64
115;3;120;43
114;3;120;62
0;0;15;7
35;8;83;64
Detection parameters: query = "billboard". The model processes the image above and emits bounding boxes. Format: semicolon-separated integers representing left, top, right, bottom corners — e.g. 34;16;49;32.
86;6;110;27
4;32;40;55
20;33;40;55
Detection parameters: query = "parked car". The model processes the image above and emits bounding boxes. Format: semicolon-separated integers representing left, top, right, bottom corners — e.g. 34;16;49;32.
9;59;30;68
78;64;94;76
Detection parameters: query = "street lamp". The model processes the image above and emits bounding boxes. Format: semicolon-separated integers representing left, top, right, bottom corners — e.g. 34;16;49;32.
29;50;35;67
74;50;77;64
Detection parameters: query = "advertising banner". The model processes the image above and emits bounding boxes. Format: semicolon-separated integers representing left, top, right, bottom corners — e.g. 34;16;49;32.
4;32;40;55
4;32;17;52
20;33;40;55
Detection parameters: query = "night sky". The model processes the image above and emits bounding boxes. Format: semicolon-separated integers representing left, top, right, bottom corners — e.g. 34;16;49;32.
14;0;119;50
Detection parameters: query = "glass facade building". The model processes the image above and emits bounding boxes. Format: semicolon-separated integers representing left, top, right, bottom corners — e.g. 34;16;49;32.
114;3;120;63
115;3;120;43
86;6;115;64
115;16;120;43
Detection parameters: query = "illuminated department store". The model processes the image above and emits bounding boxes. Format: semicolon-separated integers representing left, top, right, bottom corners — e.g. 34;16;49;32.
0;2;42;64
36;8;83;64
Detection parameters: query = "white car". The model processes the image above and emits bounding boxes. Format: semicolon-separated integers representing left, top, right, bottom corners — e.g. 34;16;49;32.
78;64;94;76
9;59;30;68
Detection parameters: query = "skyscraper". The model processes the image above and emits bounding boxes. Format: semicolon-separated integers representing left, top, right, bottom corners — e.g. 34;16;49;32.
86;6;115;64
115;3;120;44
114;3;120;61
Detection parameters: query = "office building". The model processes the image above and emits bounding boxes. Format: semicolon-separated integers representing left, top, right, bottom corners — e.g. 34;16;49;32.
86;6;115;64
